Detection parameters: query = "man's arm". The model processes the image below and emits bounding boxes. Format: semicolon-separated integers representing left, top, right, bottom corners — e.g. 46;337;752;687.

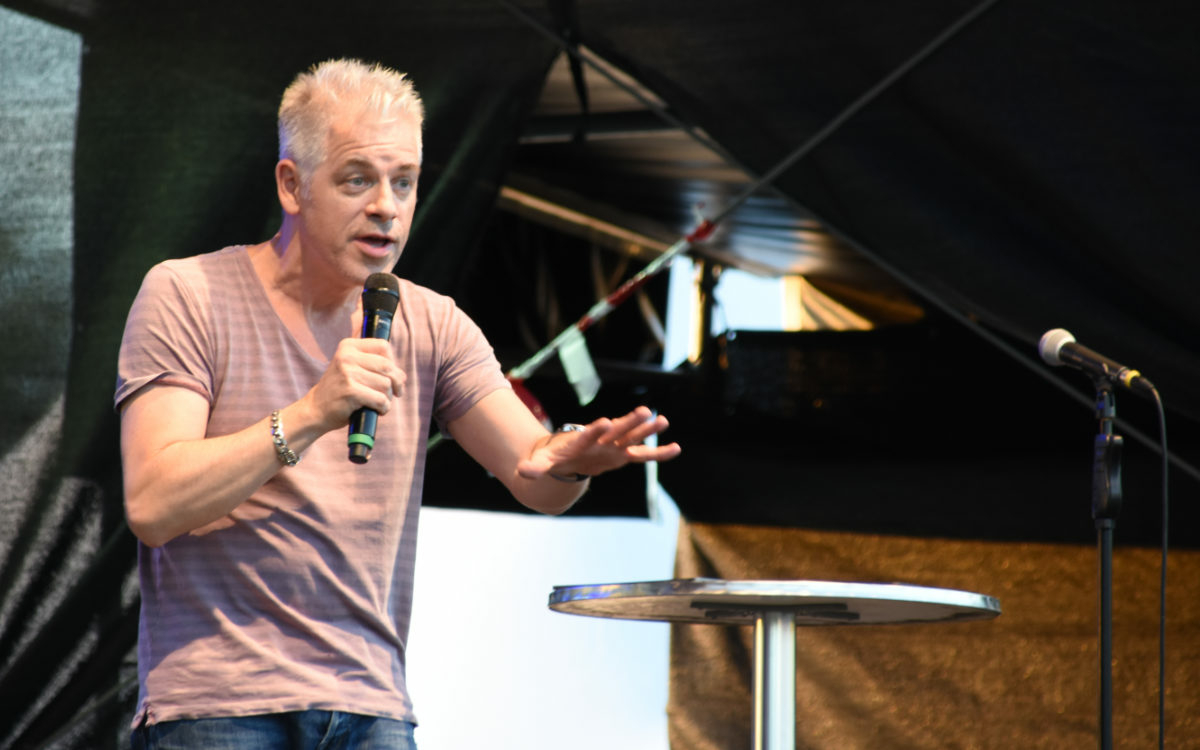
121;385;301;546
121;337;404;547
445;388;681;515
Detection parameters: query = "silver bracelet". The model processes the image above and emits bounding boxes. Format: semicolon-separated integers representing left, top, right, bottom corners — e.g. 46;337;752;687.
270;410;300;467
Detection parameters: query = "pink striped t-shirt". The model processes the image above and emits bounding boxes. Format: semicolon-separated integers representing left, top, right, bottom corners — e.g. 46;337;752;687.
115;246;508;727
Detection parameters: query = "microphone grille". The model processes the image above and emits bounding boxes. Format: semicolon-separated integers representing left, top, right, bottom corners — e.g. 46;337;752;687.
365;272;400;292
362;273;400;314
1038;328;1075;367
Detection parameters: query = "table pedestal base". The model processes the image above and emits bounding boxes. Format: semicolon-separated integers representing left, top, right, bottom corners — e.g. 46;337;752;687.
755;610;797;750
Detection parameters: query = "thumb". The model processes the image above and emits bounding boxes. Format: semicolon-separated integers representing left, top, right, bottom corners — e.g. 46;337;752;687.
516;456;549;480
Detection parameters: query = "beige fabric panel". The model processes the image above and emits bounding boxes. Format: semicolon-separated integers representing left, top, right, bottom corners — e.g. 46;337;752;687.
668;522;1200;749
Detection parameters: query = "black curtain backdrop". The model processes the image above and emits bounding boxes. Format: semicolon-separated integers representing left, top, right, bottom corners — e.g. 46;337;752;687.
2;1;1199;747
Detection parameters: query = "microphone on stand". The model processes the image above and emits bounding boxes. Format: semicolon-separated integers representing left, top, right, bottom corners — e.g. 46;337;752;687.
349;272;401;464
1038;328;1154;393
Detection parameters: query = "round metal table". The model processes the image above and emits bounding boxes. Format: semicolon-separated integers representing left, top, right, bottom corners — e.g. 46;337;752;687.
549;578;1001;750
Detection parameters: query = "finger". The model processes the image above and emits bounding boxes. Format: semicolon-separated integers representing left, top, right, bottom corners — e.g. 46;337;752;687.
568;418;612;447
376;356;405;396
351;373;395;414
624;442;682;462
616;414;669;446
608;406;654;433
339;352;399;406
350;347;402;393
346;336;395;356
339;339;399;381
515;457;544;480
331;344;389;378
606;408;664;445
593;411;644;445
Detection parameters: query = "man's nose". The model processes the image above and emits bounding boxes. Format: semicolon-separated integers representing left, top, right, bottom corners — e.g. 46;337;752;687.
368;182;398;221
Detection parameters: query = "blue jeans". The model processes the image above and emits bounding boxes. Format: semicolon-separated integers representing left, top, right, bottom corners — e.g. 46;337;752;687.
130;711;418;750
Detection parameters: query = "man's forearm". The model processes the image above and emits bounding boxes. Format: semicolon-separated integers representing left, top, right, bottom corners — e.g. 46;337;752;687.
122;398;323;546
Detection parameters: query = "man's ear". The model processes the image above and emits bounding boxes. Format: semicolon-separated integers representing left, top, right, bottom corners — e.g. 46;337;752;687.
276;159;303;216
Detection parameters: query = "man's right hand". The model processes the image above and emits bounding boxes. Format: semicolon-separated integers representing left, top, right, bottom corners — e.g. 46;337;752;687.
300;337;406;433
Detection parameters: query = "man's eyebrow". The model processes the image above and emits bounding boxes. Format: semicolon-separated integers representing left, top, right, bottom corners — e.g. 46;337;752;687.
335;157;420;173
335;157;374;172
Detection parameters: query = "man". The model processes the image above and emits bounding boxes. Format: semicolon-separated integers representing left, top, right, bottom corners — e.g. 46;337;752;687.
116;58;680;749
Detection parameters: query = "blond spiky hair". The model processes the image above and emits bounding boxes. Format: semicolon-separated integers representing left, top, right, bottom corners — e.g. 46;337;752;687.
277;58;425;179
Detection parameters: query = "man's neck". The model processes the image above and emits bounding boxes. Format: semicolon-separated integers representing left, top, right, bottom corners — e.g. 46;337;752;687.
249;230;363;361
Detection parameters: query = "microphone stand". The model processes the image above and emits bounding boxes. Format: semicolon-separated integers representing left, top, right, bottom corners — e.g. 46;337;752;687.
1091;378;1122;750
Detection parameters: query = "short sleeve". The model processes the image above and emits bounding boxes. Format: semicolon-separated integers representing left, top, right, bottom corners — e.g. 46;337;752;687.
430;300;510;432
114;261;216;410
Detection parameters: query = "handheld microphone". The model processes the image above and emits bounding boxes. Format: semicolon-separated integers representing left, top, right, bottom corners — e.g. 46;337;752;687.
349;273;401;464
1038;328;1154;393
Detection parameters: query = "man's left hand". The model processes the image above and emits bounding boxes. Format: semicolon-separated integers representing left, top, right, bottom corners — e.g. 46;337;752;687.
516;406;682;481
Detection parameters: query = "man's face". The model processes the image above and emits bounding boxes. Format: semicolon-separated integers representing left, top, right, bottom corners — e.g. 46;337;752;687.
295;105;422;287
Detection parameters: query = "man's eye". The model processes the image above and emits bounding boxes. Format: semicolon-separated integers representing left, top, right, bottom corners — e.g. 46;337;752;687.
393;177;413;191
345;176;369;188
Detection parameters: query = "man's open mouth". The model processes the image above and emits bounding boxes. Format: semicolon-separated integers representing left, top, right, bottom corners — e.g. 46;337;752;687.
359;235;393;249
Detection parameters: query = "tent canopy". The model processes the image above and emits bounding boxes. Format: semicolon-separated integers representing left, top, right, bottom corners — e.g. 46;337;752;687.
5;0;1198;534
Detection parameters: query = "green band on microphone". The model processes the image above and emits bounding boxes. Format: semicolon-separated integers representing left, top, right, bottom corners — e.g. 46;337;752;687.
348;434;375;449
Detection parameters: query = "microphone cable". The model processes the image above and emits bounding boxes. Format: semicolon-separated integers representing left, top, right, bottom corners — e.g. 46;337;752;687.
1148;385;1168;750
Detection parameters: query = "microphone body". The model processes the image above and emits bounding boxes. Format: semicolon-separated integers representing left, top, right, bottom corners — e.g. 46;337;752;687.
1038;328;1153;393
349;273;401;464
